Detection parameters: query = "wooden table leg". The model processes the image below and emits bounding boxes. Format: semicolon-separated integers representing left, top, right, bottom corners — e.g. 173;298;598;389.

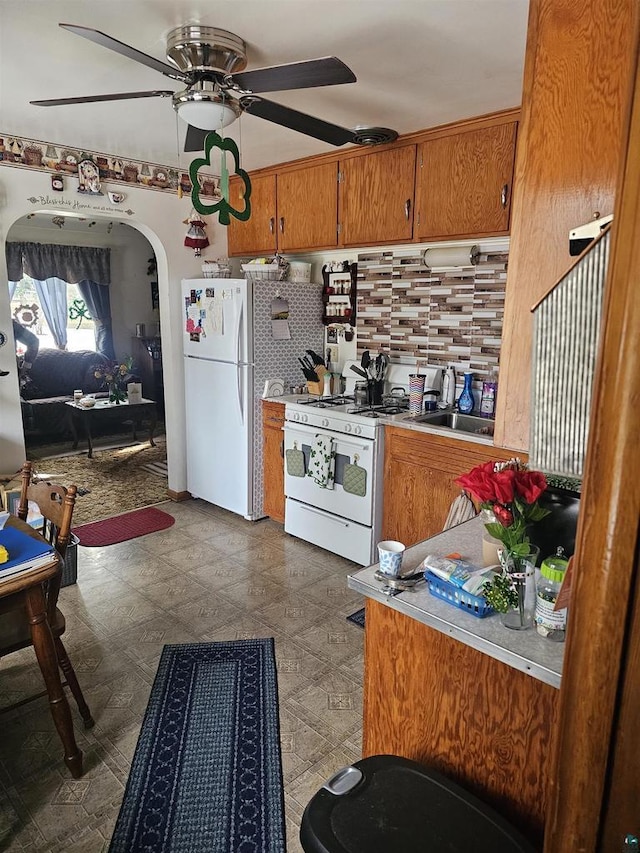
25;586;83;778
148;404;157;447
67;408;79;450
82;411;94;458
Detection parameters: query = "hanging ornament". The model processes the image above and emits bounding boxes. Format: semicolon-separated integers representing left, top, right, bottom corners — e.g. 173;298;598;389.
69;298;92;328
183;210;210;257
189;131;251;225
13;304;39;328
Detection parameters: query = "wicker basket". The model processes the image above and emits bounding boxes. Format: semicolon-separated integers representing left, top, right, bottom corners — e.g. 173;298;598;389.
241;262;288;282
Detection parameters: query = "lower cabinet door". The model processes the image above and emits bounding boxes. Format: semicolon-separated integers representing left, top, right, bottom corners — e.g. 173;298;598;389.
263;421;285;523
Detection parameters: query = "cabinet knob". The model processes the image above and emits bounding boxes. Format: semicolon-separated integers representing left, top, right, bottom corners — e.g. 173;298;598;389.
279;217;285;234
501;184;509;208
269;217;275;234
404;198;411;220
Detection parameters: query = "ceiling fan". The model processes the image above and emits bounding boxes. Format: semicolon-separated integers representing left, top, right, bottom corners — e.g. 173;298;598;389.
31;24;398;152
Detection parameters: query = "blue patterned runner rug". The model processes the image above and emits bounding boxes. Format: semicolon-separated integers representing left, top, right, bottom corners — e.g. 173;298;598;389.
108;639;285;853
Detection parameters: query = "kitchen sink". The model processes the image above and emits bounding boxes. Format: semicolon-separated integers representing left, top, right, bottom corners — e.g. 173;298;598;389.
408;411;495;436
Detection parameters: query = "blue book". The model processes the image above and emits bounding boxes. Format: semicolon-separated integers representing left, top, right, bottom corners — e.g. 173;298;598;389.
0;526;56;578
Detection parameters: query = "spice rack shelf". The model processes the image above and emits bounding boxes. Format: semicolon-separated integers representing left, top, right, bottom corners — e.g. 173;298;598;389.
322;262;357;326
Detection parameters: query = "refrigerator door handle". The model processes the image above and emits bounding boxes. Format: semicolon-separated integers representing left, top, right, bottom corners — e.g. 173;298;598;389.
235;291;244;366
236;363;244;427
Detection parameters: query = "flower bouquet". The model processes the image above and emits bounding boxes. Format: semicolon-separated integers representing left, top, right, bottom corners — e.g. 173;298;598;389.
93;357;134;404
455;458;550;628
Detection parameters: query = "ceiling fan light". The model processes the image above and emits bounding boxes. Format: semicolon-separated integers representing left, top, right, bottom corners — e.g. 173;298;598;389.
176;98;238;130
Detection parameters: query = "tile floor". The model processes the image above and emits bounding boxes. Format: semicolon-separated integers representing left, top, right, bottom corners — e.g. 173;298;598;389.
0;499;365;852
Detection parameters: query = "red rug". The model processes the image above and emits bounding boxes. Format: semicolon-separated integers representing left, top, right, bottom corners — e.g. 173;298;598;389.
73;506;175;547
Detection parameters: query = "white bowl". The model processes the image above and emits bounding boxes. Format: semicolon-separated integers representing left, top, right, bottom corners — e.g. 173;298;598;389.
80;397;96;408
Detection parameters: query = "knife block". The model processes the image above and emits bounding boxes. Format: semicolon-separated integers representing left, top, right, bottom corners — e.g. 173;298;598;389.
307;365;329;396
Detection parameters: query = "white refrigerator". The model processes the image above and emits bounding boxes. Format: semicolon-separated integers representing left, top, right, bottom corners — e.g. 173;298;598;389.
182;278;323;520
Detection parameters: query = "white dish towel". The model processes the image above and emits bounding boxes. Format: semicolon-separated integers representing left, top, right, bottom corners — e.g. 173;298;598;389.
307;434;335;489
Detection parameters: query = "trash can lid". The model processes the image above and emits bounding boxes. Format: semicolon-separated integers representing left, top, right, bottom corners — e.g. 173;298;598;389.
300;755;536;853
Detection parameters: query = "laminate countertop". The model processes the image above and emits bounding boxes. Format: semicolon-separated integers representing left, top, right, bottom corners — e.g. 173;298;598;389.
348;515;565;688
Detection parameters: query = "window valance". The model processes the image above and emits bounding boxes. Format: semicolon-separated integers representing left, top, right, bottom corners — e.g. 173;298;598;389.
6;242;111;286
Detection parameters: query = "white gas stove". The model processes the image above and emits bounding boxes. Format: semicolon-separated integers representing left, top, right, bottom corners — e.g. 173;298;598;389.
283;361;442;565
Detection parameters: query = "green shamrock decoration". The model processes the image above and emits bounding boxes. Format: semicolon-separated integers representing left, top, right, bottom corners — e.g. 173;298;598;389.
68;298;92;328
189;131;252;225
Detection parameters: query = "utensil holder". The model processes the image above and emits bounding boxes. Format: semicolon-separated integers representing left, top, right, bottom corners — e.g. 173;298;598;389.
307;365;329;396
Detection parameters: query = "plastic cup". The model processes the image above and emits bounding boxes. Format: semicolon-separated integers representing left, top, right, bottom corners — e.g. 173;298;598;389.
377;540;406;576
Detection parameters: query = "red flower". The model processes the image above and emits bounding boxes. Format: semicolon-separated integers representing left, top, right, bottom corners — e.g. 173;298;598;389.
493;469;516;504
493;504;514;527
455;461;497;503
515;470;547;504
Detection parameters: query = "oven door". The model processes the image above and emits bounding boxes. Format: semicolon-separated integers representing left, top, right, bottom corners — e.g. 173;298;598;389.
284;422;376;526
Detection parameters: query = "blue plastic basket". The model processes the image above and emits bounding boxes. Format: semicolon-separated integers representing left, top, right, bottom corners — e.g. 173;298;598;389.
425;571;494;618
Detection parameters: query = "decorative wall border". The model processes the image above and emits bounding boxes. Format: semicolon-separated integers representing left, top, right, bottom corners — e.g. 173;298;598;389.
0;132;221;199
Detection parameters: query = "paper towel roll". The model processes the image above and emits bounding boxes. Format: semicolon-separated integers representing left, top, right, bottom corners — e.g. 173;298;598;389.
423;245;480;269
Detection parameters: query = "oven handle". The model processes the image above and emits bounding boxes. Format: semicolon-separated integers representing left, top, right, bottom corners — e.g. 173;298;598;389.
296;504;351;528
284;423;372;453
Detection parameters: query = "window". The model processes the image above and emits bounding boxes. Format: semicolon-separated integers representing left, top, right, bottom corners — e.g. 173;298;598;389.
10;277;96;352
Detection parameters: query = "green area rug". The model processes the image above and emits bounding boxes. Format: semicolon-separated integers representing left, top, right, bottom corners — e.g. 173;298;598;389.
28;438;168;525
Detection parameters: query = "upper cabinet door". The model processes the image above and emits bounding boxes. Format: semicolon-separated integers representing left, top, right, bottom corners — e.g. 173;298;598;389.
415;122;517;240
339;146;416;246
227;173;277;257
277;162;338;252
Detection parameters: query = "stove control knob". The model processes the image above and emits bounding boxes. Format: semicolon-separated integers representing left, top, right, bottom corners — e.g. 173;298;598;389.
353;425;362;435
322;418;329;428
302;414;308;423
293;412;299;422
344;423;352;433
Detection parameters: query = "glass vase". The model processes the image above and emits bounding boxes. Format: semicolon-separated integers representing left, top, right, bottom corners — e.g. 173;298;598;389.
481;509;503;567
499;545;540;630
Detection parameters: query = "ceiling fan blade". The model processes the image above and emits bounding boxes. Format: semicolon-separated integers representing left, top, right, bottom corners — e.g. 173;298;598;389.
184;125;210;152
228;57;356;94
240;96;357;146
30;91;174;107
59;23;191;82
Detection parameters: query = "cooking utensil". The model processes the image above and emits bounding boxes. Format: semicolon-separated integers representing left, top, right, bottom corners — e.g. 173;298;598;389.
298;358;318;381
350;364;368;379
361;350;371;373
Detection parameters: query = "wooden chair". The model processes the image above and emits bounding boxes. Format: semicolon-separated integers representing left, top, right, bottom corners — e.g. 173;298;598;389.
0;461;94;777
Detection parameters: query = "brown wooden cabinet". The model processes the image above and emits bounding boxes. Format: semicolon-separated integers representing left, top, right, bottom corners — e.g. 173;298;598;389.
363;599;557;844
262;400;285;523
227;173;277;257
414;122;517;240
276;161;338;252
338;145;417;246
382;426;522;545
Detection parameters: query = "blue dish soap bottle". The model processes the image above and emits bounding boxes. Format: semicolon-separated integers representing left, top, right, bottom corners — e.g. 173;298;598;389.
457;371;475;414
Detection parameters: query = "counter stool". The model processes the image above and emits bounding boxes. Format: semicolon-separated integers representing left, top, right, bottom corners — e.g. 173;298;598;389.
300;754;535;853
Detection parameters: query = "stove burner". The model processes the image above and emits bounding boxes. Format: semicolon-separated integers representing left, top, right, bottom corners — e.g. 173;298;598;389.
347;403;409;416
297;395;355;408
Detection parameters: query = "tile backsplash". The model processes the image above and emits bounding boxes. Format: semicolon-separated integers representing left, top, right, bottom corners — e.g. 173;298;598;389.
356;248;508;380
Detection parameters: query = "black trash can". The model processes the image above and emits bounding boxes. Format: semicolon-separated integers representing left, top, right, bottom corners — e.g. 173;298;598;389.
300;755;536;853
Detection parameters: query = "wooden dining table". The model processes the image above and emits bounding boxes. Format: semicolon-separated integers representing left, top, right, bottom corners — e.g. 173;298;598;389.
0;516;83;777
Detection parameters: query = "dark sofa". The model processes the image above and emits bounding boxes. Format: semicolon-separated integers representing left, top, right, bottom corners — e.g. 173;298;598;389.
20;349;112;437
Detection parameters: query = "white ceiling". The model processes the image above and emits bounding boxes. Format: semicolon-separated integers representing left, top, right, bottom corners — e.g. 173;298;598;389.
1;0;529;173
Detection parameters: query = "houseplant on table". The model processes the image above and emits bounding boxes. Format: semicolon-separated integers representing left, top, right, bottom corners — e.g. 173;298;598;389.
455;458;550;629
93;357;134;404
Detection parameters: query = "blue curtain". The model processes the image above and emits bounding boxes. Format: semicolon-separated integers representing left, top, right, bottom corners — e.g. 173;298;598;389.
78;280;115;360
33;277;68;349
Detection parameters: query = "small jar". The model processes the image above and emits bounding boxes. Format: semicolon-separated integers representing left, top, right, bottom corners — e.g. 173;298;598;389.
354;381;368;407
73;389;83;402
535;547;569;641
